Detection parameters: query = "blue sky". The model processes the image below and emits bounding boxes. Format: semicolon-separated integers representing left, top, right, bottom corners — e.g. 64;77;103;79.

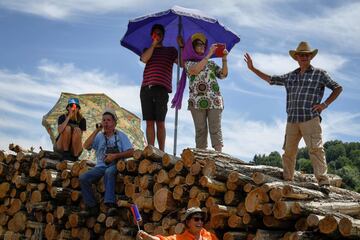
0;0;359;161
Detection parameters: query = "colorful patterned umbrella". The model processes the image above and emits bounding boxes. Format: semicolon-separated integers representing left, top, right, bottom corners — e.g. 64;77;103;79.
42;92;146;160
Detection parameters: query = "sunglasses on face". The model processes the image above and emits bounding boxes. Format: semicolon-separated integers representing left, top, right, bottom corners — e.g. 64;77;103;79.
296;53;311;57
194;41;205;47
192;217;204;222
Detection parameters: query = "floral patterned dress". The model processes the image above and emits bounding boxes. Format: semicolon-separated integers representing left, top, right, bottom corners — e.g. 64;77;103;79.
185;60;225;110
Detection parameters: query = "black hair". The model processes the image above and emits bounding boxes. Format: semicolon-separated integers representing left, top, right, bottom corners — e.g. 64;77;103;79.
103;112;116;122
151;24;165;36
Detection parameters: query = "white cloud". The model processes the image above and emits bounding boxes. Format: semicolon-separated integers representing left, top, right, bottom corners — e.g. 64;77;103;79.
0;0;149;20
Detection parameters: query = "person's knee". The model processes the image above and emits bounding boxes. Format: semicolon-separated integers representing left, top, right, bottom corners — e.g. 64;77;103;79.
105;168;117;177
156;121;165;130
63;126;72;135
79;173;88;183
146;121;155;128
72;127;82;136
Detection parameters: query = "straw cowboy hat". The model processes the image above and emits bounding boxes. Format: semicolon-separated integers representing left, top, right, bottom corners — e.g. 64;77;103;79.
289;41;318;60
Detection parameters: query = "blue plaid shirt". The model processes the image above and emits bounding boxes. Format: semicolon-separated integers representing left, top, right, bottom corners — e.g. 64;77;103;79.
270;66;341;123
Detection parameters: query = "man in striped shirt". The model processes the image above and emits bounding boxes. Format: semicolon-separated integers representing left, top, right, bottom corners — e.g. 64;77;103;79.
244;41;342;193
140;24;183;151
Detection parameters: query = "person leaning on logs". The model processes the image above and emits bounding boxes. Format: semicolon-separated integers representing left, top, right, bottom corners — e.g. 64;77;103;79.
79;108;134;216
244;41;342;194
137;207;218;240
55;97;86;161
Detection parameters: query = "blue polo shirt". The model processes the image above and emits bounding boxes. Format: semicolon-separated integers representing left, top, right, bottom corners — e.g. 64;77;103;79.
91;130;133;167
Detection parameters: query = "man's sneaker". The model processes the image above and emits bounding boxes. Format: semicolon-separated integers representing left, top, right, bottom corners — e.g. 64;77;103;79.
106;203;118;216
319;184;331;195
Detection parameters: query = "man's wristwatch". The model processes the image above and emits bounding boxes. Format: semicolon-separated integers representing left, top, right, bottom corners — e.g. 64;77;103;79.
322;102;328;108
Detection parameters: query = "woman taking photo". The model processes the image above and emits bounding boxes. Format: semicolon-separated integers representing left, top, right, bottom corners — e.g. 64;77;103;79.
55;97;86;160
182;32;228;152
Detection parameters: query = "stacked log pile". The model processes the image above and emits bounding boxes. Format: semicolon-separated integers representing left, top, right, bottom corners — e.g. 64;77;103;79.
1;144;360;240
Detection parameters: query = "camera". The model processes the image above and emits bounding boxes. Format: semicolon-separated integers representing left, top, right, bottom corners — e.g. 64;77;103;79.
96;123;103;129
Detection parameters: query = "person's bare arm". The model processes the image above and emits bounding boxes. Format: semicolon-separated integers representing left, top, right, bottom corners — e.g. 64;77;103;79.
312;86;343;113
104;148;134;164
141;37;160;63
137;230;161;240
244;53;271;83
188;44;216;76
83;127;102;150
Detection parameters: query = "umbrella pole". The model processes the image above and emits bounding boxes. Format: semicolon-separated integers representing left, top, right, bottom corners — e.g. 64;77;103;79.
173;16;183;156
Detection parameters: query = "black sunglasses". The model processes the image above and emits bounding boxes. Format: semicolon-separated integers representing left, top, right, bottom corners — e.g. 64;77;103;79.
191;216;204;222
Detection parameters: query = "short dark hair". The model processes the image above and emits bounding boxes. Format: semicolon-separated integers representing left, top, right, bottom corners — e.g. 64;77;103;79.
151;24;165;36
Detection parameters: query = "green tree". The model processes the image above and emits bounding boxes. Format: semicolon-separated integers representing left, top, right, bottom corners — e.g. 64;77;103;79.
325;143;346;163
252;151;282;168
335;165;360;191
349;149;360;169
296;158;312;173
297;146;309;160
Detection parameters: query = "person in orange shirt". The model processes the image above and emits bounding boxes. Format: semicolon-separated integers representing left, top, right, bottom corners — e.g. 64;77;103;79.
137;207;218;240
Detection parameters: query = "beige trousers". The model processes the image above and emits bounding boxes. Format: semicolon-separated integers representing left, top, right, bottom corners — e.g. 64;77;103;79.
282;117;329;185
189;107;223;150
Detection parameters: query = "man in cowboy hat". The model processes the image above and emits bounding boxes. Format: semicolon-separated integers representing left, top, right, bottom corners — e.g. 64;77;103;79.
244;41;342;193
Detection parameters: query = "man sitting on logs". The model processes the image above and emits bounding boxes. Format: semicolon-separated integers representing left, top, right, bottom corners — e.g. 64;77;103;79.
244;41;342;194
79;108;134;216
137;207;218;240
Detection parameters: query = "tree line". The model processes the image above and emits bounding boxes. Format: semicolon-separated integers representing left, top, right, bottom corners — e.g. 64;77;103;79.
252;140;360;192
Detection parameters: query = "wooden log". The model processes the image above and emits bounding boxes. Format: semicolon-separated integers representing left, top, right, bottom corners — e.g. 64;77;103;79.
188;198;201;208
205;197;224;208
7;211;26;232
6;198;22;216
185;173;196;186
227;215;245;228
273;201;298;219
199;176;227;192
173;185;189;200
318;214;339;234
0;182;10;199
223;232;249;240
68;212;88;227
291;200;360;217
262;203;273;216
157;169;170;184
138;159;152;174
133;149;144;160
245;187;269;213
161;217;177;230
263;215;294;229
154;188;176;213
162;154;180;169
339;216;360;237
295;218;308;231
126;159;138;173
116;159;126;172
243;183;255;193
269;187;283;202
254;229;285;240
306;214;324;228
148;162;162;174
169;176;185;188
143;145;165;161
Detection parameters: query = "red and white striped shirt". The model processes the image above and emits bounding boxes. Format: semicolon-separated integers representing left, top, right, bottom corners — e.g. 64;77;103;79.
142;46;178;93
